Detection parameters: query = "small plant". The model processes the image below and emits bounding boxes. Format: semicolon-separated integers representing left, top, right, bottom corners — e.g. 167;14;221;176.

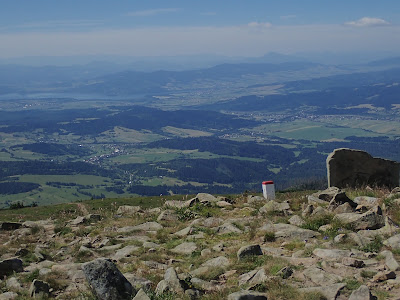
343;277;362;291
54;225;73;236
283;240;304;251
361;236;383;253
175;208;196;221
30;225;42;235
23;268;40;283
301;214;333;231
360;269;377;279
264;231;276;242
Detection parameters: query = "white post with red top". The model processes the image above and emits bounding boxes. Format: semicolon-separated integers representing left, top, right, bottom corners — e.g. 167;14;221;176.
262;180;275;200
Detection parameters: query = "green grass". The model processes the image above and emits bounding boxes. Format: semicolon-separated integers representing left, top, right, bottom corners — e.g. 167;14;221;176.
0;194;169;222
251;119;382;141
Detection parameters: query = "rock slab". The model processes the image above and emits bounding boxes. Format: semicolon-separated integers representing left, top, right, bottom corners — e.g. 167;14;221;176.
327;148;400;188
82;258;134;300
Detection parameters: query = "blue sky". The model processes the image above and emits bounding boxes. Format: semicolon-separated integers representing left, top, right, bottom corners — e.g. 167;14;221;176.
1;0;399;59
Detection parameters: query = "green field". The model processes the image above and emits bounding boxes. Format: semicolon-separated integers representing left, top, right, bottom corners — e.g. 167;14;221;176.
250;119;383;141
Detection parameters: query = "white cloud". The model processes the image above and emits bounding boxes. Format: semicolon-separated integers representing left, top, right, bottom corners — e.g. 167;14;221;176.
247;22;272;29
126;8;180;17
345;17;390;27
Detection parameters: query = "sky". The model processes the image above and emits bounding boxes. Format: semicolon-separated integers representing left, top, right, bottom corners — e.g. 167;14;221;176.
0;0;399;61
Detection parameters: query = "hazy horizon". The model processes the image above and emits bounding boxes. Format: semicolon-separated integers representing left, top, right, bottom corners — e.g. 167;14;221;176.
1;0;399;66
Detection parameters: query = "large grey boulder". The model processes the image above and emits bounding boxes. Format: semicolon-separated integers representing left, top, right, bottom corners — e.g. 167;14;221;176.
327;148;400;188
0;292;18;300
157;210;178;222
82;258;134;300
117;205;142;215
349;285;376;300
238;268;268;287
156;267;186;295
300;283;346;300
0;258;23;277
303;267;343;285
237;244;263;260
384;234;400;250
312;248;352;261
274;223;320;241
171;242;198;255
334;208;385;230
228;291;268;300
380;250;400;271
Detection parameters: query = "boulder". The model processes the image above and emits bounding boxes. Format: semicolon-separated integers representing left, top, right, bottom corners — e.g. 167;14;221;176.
161;267;186;294
0;258;23;278
82;258;134;300
342;257;365;268
215;222;243;235
117;205;142;215
112;245;139;260
237;244;263;260
288;215;305;227
300;283;346;300
238;268;268;287
303;267;343;285
171;242;198;255
227;291;268;300
380;250;400;271
29;280;50;298
0;222;22;231
326;148;400;189
312;248;352;261
259;200;291;215
157;210;178;222
274;223;320;241
333;208;385;230
383;234;400;250
0;292;18;300
349;285;376;300
117;222;163;233
372;270;396;282
196;193;218;204
132;288;151;300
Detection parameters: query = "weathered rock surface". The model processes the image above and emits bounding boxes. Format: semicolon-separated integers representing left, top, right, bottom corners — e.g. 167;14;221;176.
237;244;263;260
82;258;134;300
0;259;23;277
132;288;151;300
227;291;268;300
171;242;198;255
300;283;346;300
334;208;385;230
274;223;320;240
117;205;142;215
349;285;376;300
327;148;400;188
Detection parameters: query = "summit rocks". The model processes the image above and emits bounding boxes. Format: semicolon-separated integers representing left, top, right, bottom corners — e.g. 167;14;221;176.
1;187;400;299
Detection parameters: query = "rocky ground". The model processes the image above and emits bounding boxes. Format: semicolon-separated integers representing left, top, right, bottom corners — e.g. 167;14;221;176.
1;187;400;299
